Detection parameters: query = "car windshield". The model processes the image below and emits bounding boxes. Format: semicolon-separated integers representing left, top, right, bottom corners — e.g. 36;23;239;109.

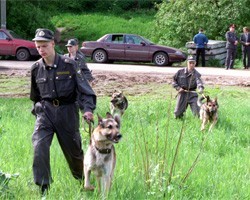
140;36;155;45
8;30;22;39
97;35;108;42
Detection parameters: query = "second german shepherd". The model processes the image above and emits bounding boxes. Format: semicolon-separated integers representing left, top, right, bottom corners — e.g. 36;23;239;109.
84;112;122;196
197;96;219;131
110;90;128;117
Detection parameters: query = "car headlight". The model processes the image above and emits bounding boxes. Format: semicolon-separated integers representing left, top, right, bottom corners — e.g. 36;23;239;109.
175;51;183;55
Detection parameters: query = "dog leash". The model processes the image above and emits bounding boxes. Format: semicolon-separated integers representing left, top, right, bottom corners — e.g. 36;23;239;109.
82;118;94;144
175;90;197;98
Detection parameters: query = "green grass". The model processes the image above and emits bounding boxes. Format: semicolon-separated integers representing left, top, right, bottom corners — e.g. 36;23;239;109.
0;85;249;199
51;12;156;53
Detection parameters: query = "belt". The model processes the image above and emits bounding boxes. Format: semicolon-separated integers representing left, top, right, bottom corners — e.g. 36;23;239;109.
182;88;196;91
43;99;74;107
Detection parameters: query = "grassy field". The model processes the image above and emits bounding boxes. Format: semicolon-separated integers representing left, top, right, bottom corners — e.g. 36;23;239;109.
51;11;155;48
0;84;249;199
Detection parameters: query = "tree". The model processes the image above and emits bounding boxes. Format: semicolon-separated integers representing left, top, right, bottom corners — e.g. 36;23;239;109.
6;0;54;39
153;0;250;48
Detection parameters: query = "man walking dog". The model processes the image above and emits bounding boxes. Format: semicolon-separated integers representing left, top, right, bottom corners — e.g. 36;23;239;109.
30;28;96;197
172;55;204;118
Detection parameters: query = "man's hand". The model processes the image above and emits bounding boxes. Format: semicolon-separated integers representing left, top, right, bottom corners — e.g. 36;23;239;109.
178;88;185;93
83;112;94;124
198;88;204;94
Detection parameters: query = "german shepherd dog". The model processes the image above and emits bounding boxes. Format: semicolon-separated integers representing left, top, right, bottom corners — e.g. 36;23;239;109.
197;96;219;131
110;90;128;117
84;112;122;196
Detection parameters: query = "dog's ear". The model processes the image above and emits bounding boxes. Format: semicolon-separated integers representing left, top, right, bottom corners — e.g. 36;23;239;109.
97;114;104;127
106;112;113;119
214;97;219;107
114;114;121;127
206;96;210;104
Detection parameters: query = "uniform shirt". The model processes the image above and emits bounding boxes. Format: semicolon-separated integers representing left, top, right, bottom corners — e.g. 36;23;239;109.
30;53;96;113
240;32;250;49
64;50;94;81
172;68;204;91
225;31;238;49
193;32;208;48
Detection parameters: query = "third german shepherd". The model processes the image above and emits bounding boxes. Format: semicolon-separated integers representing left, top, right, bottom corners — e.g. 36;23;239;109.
197;96;219;131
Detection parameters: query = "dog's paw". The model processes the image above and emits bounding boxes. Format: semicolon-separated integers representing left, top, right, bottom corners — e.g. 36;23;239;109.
84;185;95;191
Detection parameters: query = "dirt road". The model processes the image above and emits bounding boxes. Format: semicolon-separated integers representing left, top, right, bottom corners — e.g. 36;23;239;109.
1;60;250;78
0;61;250;97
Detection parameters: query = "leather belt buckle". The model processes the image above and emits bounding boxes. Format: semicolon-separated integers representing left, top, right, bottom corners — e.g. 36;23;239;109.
53;99;59;107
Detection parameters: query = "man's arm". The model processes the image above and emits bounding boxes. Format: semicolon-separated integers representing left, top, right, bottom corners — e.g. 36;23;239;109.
172;71;181;91
30;63;41;103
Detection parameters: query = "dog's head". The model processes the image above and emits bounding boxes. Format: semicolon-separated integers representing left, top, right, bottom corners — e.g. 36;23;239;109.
205;97;219;113
94;112;122;143
111;90;125;105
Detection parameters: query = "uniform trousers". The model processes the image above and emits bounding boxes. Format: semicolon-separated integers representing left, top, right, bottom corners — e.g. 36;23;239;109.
196;48;206;67
32;101;84;186
242;47;250;69
174;92;200;118
225;48;237;69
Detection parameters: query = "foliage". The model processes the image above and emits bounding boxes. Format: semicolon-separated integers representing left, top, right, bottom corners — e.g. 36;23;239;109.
0;170;19;198
206;58;223;67
6;0;54;39
154;0;250;48
51;12;155;52
5;0;160;39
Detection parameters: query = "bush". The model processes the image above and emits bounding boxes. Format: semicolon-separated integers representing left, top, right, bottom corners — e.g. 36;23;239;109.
7;0;54;39
206;58;223;67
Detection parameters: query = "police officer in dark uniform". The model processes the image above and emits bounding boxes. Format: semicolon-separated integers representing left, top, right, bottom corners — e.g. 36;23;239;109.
172;55;204;118
225;24;238;70
64;38;94;82
30;28;96;196
240;27;250;69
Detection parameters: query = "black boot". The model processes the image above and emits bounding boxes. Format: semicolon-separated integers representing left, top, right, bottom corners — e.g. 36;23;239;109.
41;184;49;197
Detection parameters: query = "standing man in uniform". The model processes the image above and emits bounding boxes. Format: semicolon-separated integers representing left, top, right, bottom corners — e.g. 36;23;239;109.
64;38;94;82
193;28;208;67
240;27;250;69
30;28;96;196
172;55;204;119
225;24;238;70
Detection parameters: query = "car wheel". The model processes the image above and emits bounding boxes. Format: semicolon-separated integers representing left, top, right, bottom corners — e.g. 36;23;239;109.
16;48;30;61
153;52;169;66
93;49;108;63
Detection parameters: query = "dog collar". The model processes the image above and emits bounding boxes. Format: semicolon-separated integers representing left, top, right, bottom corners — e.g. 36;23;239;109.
95;146;111;154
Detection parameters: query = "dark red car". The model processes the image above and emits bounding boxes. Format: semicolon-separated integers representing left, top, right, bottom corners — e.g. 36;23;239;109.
81;33;187;66
0;29;39;61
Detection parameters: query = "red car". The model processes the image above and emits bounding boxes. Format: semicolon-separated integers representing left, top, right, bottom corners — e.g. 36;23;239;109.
81;33;187;66
0;29;39;61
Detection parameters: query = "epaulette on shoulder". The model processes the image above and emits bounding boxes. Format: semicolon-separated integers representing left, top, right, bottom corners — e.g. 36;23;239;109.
31;59;42;70
62;56;75;65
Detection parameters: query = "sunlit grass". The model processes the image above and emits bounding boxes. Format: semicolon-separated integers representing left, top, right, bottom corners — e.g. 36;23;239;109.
0;85;249;199
51;12;155;46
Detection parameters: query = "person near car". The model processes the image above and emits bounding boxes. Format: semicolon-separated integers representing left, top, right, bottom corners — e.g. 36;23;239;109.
240;27;250;69
193;28;208;67
30;28;96;196
64;38;94;82
172;55;204;119
225;24;238;70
